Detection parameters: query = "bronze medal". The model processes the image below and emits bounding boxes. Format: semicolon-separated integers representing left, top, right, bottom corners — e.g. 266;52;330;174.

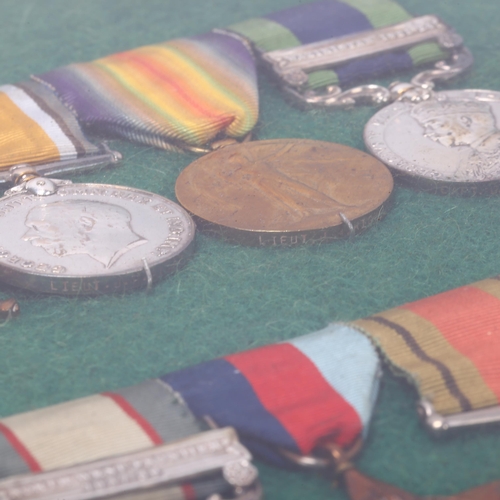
175;139;393;246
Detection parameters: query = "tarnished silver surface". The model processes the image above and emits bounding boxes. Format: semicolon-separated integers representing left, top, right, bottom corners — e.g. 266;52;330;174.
263;16;460;89
0;181;195;294
364;89;500;193
418;399;500;435
0;428;260;500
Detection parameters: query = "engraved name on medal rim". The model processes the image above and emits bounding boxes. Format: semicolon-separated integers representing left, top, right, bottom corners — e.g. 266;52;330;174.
0;183;195;294
364;89;500;194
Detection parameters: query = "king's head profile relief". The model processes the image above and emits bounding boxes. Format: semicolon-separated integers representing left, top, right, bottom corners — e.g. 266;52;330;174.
411;98;500;179
22;200;148;268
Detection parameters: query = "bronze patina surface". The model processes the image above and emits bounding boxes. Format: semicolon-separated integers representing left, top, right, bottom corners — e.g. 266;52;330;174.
175;139;393;246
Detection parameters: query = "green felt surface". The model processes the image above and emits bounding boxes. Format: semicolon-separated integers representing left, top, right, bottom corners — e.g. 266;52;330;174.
1;0;500;498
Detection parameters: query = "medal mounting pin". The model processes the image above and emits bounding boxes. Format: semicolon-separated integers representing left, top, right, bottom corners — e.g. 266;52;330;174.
2;143;122;198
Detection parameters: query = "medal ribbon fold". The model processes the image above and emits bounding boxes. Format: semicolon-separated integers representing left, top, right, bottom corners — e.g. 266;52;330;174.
0;81;99;171
0;380;236;500
33;32;259;152
1;281;500;497
0;0;453;163
0;325;381;479
352;275;500;416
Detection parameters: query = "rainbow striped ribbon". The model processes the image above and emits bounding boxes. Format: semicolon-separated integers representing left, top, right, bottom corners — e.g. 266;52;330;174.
228;0;447;90
0;80;99;170
352;275;500;416
28;0;448;152
34;32;259;152
0;325;381;477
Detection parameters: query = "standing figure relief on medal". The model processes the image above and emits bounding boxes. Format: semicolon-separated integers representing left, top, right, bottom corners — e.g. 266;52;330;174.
176;139;393;232
212;142;361;230
22;200;148;269
175;139;393;245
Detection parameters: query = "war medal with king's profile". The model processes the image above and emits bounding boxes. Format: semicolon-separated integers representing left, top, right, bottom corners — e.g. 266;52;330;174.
364;90;500;194
244;12;500;194
0;176;195;295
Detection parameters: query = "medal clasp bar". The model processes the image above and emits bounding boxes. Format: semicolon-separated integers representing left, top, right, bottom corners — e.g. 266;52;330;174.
261;15;469;107
418;398;500;435
0;427;260;500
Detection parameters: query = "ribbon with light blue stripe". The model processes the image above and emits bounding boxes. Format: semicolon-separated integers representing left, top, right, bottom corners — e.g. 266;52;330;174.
289;324;381;435
163;323;380;465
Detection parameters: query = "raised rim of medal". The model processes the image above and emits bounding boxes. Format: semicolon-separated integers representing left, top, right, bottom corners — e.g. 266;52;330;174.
363;89;500;194
0;184;196;294
175;139;394;246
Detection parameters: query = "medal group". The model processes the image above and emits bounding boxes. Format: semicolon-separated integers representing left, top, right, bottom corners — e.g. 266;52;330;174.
0;1;499;499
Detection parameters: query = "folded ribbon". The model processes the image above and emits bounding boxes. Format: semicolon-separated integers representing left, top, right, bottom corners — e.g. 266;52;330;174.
1;277;500;497
352;275;500;416
0;325;381;475
0;80;99;170
162;323;381;465
0;0;454;168
34;32;259;152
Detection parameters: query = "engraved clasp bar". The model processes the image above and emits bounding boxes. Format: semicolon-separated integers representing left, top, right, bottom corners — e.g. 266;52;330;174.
418;399;500;435
0;427;261;500
262;15;461;89
260;16;472;108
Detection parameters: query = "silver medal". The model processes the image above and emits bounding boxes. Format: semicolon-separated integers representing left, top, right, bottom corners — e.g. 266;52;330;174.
0;178;195;295
364;89;500;194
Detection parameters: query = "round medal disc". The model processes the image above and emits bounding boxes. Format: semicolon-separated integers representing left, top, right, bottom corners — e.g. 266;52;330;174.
175;139;393;246
0;182;195;295
364;89;500;195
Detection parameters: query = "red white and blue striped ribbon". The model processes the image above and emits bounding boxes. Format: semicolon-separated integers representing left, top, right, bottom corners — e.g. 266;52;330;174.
162;323;381;464
0;324;380;477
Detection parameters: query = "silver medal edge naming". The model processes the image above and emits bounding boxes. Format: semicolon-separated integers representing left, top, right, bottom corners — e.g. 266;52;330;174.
0;183;196;295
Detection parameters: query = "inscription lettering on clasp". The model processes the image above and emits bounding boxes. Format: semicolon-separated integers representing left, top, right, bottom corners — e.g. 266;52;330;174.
0;428;259;500
262;15;457;88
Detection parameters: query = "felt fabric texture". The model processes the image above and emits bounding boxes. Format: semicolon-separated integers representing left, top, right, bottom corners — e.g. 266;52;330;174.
0;1;500;499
